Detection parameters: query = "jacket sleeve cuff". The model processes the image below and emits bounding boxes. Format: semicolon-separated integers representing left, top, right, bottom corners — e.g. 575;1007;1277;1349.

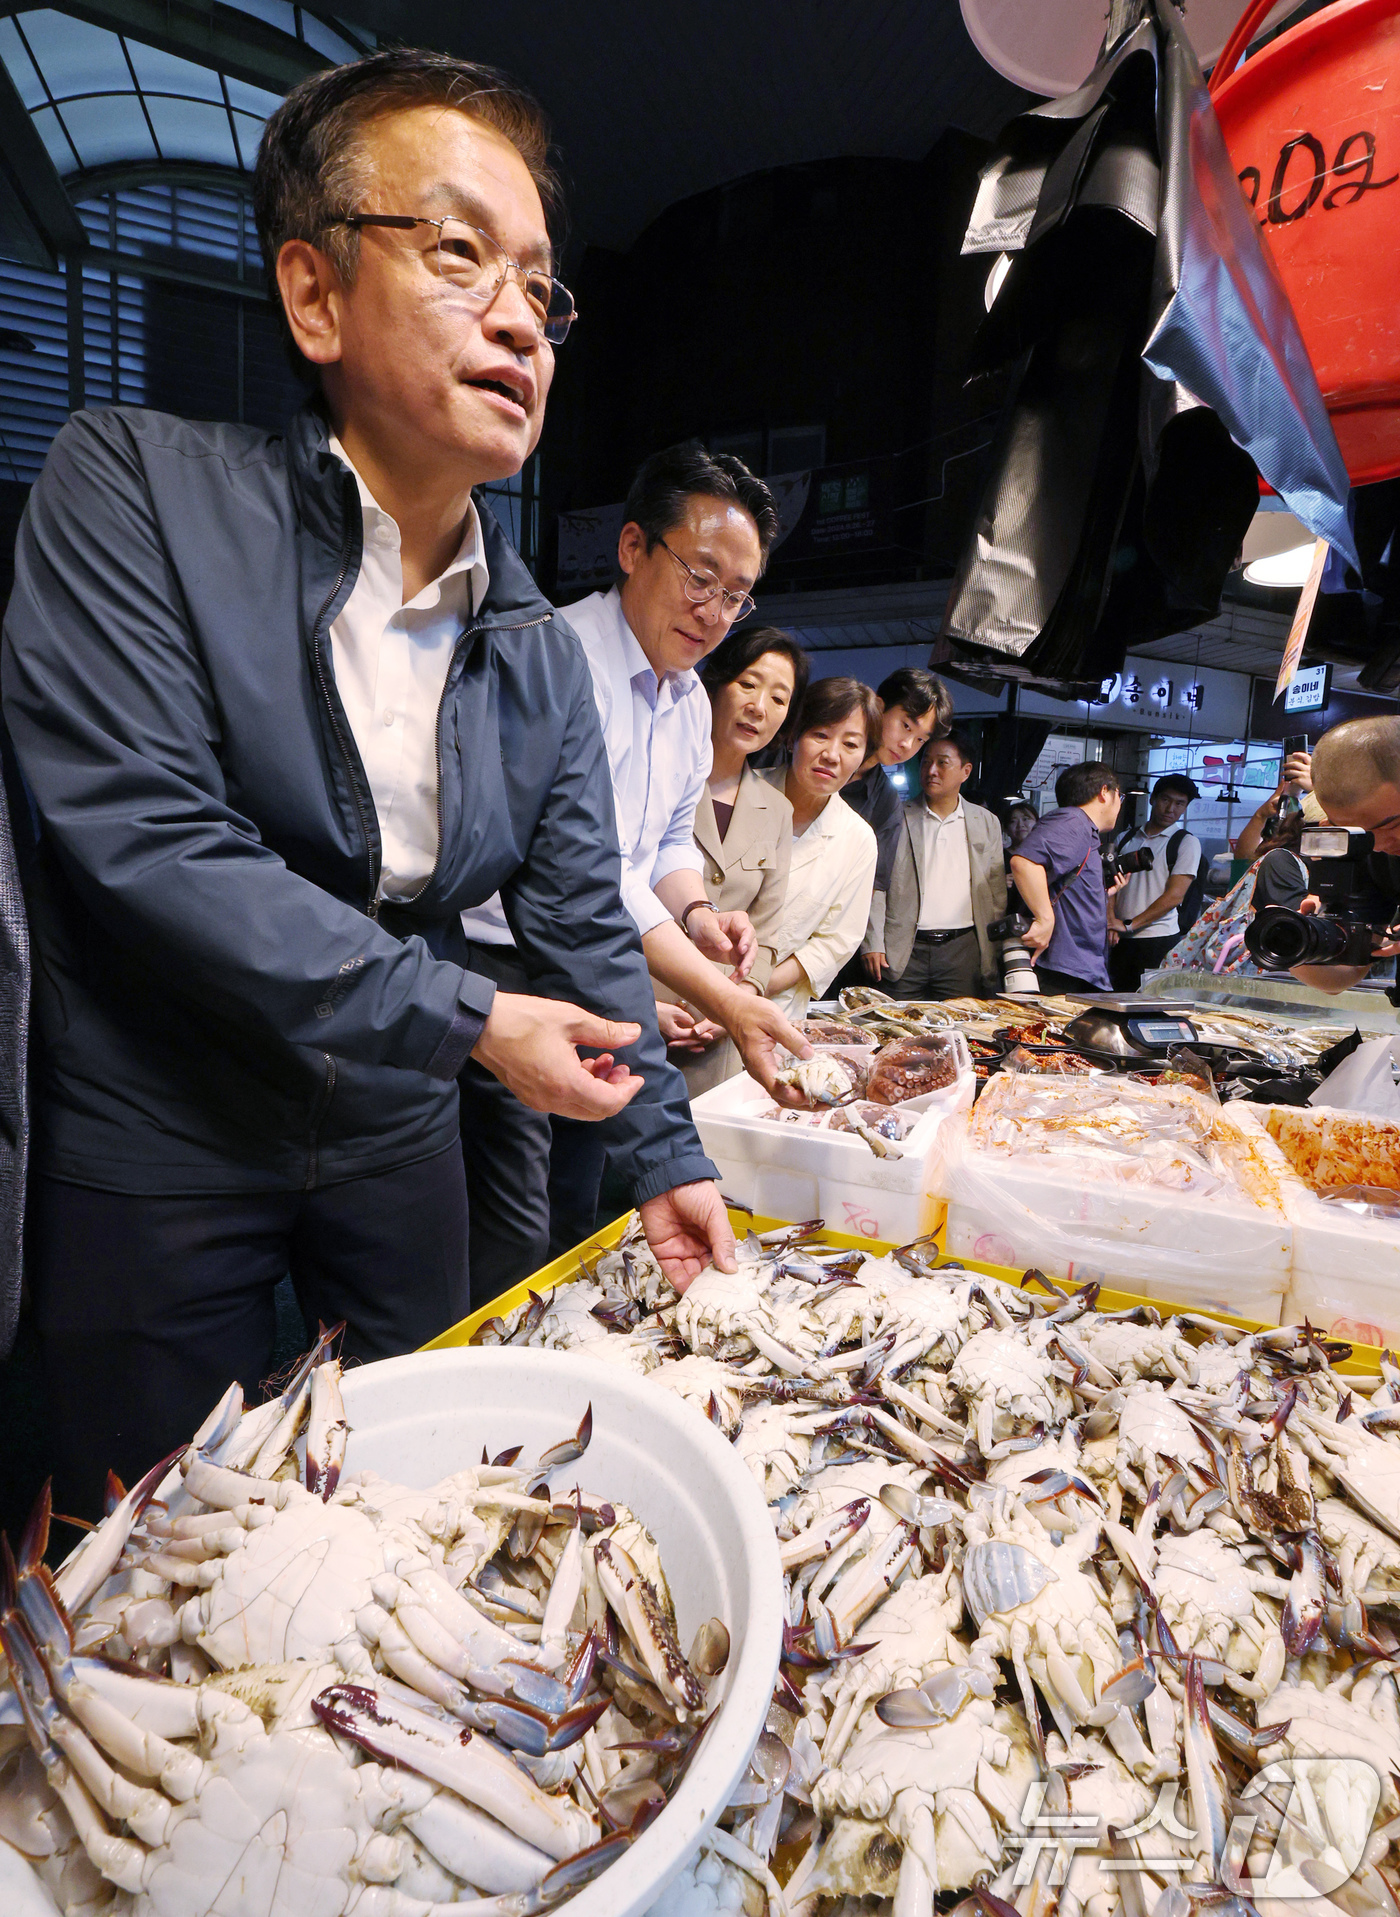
630;1154;723;1208
424;973;497;1080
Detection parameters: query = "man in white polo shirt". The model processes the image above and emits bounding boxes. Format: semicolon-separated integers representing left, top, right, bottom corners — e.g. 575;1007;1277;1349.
460;442;808;1277
1107;774;1203;991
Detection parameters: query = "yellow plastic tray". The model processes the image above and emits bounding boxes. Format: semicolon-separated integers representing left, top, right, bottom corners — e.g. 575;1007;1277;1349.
425;1210;1385;1376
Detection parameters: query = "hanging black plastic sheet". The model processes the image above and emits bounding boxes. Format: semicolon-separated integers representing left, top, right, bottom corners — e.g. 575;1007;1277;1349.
940;0;1357;696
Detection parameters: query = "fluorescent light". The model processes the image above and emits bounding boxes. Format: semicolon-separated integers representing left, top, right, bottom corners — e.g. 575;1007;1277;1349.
1243;541;1316;589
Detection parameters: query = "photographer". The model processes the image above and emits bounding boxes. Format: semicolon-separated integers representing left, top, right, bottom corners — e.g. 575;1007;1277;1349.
1260;718;1400;993
1009;763;1124;994
1106;774;1203;992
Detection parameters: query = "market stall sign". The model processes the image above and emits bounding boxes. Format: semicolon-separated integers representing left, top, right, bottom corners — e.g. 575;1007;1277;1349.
1283;661;1332;712
1093;672;1206;713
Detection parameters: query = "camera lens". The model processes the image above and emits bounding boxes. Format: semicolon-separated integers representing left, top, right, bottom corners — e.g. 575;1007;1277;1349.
1244;905;1353;969
1000;940;1040;993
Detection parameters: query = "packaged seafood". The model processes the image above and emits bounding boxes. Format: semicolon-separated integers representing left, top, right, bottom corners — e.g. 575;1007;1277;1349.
1233;1104;1400;1351
933;1073;1293;1317
1265;1104;1400;1193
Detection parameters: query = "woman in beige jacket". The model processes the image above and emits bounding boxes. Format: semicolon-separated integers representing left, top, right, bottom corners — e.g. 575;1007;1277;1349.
661;627;809;1095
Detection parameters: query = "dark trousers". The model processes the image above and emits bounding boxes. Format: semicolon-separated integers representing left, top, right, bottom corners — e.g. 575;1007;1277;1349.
28;1148;469;1517
547;1116;609;1262
1033;964;1104;995
1109;933;1177;993
890;927;984;1000
457;940;552;1307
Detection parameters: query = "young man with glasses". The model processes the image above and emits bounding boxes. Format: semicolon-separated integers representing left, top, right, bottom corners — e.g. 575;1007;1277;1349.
1;51;761;1509
462;441;808;1263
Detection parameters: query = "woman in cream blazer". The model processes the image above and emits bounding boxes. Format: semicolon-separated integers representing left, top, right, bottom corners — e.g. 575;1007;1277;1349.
661;628;808;1095
762;677;881;1021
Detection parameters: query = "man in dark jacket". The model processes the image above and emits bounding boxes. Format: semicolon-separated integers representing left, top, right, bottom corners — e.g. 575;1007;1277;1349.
1;50;755;1508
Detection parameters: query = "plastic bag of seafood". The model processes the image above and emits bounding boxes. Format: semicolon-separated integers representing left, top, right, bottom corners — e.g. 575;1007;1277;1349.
931;1073;1293;1319
692;1047;972;1243
1241;1104;1400;1350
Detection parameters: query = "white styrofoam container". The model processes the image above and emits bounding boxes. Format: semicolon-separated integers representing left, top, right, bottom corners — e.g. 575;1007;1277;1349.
1236;1105;1400;1347
335;1348;783;1917
691;1038;973;1244
933;1107;1293;1321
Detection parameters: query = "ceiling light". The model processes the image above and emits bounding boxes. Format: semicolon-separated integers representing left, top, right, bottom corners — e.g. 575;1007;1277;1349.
984;254;1011;311
1243;542;1316;589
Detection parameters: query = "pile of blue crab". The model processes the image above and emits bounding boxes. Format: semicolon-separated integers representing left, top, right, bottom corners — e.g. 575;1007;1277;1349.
0;1329;737;1916
481;1213;1400;1917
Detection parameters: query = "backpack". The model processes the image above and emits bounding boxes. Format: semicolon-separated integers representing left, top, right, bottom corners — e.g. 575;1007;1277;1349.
1115;826;1206;935
1168;827;1207;935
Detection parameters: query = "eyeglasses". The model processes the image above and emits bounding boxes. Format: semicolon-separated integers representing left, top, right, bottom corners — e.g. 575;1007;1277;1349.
335;213;578;345
658;538;756;622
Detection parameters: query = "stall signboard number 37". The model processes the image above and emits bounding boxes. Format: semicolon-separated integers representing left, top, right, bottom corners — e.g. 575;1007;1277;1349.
1238;128;1397;225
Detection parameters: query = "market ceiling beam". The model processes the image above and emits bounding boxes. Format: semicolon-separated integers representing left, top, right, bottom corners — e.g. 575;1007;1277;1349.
0;59;87;269
60;0;326;96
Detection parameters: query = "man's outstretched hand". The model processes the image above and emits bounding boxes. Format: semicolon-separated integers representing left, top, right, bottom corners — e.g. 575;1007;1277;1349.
726;993;812;1106
639;1181;737;1293
472;993;644;1120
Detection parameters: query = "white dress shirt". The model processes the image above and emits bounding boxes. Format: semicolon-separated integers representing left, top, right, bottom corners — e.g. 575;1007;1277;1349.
916;798;974;929
328;437;489;902
761;770;878;1019
461;585;711;945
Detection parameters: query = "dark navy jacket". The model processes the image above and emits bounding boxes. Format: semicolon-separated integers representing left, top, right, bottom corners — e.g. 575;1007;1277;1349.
1;403;716;1201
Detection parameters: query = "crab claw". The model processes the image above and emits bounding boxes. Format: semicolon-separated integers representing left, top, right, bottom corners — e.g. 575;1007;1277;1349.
537;1404;593;1473
51;1449;177;1618
1282;1532;1324;1656
1085;1657;1156;1725
597;1776;667;1833
878;1483;956;1528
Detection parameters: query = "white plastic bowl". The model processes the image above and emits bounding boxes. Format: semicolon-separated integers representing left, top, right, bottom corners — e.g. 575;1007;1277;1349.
337;1345;783;1917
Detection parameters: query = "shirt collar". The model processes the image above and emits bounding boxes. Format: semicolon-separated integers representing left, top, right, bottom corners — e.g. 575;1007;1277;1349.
329;434;489;614
604;585;704;707
924;797;966;825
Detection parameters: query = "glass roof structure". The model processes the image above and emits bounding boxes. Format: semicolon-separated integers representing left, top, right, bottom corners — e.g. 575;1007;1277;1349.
0;6;371;178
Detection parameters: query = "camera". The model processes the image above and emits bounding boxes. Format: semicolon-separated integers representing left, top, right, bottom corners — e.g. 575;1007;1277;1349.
1101;845;1157;886
987;911;1041;992
1244;827;1396;970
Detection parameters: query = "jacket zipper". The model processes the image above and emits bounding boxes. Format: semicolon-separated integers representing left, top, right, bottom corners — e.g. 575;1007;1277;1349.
304;499;372;1188
305;1052;337;1192
309;509;382;918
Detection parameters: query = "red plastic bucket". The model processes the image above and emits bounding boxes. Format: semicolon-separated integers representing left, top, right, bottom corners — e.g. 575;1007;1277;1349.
1213;0;1400;485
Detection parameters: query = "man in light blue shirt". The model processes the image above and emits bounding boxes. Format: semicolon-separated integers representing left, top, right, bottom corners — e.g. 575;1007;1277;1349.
460;443;807;1274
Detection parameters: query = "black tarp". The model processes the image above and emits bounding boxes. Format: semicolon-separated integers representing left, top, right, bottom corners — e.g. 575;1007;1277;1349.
940;0;1356;698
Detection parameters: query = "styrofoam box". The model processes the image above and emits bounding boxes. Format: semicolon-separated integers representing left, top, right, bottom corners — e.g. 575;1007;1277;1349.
691;1037;973;1243
933;1107;1293;1322
1238;1104;1400;1348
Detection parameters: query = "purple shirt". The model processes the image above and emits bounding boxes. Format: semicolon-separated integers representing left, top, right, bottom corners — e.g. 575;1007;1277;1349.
1014;805;1110;989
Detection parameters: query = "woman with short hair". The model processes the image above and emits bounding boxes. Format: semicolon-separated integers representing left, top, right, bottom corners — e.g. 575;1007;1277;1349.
762;678;881;1020
659;626;809;1090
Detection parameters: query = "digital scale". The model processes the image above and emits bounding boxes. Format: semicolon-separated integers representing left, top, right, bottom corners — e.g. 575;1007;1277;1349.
1060;996;1201;1060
